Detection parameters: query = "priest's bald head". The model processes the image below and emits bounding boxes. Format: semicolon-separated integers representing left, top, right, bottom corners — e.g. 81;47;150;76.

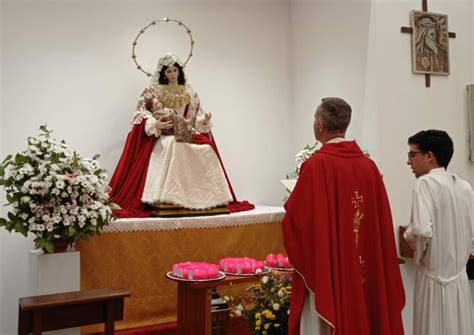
314;97;352;144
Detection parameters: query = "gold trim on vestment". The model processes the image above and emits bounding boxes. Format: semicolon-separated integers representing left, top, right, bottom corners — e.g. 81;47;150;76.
352;191;366;284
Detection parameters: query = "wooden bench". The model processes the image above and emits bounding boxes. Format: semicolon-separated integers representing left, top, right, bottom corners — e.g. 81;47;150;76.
18;288;130;335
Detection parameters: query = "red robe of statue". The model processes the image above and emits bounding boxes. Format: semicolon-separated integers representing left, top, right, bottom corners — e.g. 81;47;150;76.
282;141;405;335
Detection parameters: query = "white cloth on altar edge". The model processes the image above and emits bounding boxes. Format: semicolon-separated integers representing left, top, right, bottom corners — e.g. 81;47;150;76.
101;206;285;233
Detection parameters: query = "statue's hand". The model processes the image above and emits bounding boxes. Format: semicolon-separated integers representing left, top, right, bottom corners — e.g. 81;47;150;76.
155;115;173;130
200;112;211;125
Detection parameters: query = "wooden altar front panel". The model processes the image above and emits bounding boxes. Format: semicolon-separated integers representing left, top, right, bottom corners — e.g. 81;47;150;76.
76;220;285;333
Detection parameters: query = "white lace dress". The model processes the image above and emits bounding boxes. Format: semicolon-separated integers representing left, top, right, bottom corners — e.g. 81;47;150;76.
134;85;233;209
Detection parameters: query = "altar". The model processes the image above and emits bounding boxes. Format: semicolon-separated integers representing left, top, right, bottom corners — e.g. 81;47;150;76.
76;206;286;333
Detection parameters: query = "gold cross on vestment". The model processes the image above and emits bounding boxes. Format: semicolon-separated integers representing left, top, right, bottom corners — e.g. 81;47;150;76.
351;191;364;209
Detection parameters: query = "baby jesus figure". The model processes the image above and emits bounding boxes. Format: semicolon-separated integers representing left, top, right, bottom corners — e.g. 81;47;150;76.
144;97;195;142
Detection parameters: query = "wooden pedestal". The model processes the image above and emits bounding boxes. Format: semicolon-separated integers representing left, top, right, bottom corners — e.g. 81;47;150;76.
169;275;261;335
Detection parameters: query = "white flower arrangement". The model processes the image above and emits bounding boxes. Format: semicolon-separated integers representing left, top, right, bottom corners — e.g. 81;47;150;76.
0;125;115;253
286;142;320;180
282;142;370;194
281;142;320;195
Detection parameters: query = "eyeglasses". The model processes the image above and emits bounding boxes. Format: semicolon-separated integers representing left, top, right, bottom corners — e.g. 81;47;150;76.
407;150;425;159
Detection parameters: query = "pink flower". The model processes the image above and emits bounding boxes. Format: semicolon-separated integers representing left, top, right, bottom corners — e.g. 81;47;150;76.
64;173;76;181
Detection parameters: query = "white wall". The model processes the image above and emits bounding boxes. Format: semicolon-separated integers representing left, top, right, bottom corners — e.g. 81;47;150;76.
374;1;473;332
289;0;372;153
0;0;292;333
0;0;4;323
1;0;474;334
1;0;292;204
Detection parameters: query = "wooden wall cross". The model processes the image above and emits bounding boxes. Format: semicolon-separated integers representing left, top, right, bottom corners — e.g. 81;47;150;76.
401;0;456;87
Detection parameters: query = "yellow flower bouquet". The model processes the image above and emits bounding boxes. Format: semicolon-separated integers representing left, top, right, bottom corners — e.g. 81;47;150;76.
229;271;292;335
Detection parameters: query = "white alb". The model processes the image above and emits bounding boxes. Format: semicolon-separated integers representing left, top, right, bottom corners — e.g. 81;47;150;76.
404;167;474;335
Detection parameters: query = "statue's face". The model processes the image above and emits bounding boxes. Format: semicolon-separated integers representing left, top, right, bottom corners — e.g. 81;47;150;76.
164;65;180;84
151;98;161;111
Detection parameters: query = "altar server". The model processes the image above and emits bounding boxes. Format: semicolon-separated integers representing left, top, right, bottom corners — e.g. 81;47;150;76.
404;129;474;335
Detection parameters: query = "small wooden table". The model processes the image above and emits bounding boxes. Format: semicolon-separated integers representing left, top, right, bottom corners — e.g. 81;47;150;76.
18;288;130;335
168;274;265;335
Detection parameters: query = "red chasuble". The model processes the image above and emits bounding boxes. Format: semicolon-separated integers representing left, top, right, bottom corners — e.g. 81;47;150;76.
282;141;405;335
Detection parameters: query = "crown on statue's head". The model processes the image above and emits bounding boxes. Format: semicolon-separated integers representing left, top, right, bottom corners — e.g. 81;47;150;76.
156;53;184;73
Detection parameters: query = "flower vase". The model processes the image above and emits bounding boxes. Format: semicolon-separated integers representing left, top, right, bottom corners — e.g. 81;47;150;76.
52;239;69;253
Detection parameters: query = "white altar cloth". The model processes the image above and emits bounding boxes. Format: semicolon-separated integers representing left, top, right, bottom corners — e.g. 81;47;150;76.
102;206;285;233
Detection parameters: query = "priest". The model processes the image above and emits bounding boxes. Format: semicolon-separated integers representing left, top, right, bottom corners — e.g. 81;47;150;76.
282;97;405;334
